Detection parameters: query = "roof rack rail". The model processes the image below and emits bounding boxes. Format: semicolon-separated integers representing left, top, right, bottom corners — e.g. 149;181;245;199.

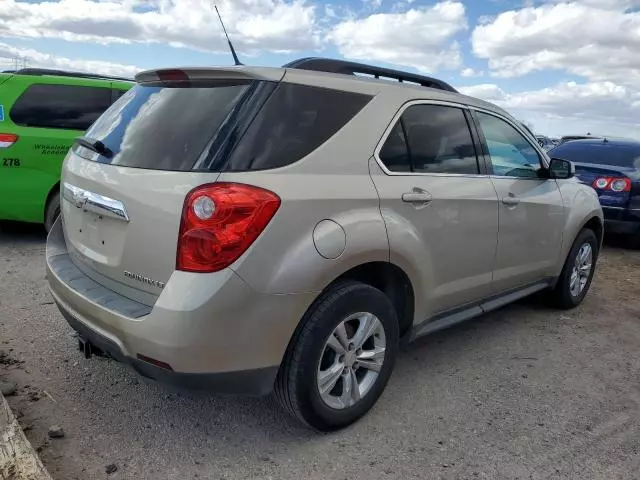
11;68;133;83
282;57;458;93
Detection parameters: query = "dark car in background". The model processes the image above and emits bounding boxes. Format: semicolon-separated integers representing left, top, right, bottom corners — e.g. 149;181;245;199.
549;138;640;245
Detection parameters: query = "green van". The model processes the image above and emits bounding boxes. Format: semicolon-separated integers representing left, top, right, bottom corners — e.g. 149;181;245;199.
0;69;133;231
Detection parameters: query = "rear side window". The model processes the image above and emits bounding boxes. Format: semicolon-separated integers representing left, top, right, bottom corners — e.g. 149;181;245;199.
208;83;372;171
549;142;640;168
10;84;112;130
378;104;479;174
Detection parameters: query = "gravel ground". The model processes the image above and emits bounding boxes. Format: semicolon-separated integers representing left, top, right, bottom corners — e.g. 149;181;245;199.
1;221;639;480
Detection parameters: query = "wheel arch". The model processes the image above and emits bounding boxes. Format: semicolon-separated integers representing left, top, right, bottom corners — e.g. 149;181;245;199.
287;261;416;348
581;215;604;249
44;181;61;219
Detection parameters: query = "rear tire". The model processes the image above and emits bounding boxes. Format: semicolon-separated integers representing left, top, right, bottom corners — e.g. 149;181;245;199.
44;192;60;234
551;228;598;309
275;280;399;431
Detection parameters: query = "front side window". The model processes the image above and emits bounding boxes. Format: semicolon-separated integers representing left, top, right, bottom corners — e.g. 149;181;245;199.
10;84;113;131
476;112;542;178
378;104;479;175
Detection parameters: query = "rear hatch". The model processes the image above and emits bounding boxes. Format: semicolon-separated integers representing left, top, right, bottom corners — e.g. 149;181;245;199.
60;67;284;304
573;162;635;209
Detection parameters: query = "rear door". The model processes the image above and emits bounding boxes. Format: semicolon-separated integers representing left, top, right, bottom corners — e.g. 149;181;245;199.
370;101;499;317
471;109;564;292
59;74;282;303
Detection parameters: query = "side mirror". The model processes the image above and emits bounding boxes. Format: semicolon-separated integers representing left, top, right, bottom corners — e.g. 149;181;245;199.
549;158;575;179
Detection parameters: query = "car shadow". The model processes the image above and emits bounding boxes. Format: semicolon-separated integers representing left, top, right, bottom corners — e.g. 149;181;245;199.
0;221;46;245
60;293;554;446
603;233;638;251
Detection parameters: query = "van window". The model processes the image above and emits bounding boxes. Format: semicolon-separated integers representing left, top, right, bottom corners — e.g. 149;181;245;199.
10;84;113;131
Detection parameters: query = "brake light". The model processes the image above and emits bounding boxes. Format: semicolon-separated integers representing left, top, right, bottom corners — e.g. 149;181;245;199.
0;133;18;148
176;182;281;273
156;69;190;83
592;176;631;192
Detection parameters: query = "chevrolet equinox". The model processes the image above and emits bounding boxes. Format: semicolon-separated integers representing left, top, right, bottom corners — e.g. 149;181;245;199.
46;58;603;431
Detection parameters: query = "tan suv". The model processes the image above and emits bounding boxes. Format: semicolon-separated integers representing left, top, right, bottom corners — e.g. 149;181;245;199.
46;58;603;431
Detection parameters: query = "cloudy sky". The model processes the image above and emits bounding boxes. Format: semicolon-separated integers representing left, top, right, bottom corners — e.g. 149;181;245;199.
1;0;639;138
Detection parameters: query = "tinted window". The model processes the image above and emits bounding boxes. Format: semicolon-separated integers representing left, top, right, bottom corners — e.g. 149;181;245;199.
549;142;640;169
10;84;113;130
211;83;372;171
378;104;479;174
476;112;541;178
112;88;127;102
378;122;411;172
76;81;371;172
75;81;256;171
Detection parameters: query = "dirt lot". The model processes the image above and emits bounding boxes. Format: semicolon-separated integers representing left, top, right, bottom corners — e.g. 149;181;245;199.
1;222;639;480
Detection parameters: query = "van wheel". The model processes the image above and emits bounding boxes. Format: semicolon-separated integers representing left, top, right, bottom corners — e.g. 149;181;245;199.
275;281;399;431
44;192;60;234
551;228;598;309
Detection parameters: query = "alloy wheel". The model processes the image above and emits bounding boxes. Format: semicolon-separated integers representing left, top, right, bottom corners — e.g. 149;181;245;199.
316;312;386;410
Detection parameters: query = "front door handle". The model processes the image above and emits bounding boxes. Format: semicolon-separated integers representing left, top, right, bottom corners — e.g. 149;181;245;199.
502;193;520;206
402;192;432;204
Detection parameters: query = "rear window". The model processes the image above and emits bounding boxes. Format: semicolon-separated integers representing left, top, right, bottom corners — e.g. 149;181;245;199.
549;142;640;168
10;83;113;131
75;80;372;172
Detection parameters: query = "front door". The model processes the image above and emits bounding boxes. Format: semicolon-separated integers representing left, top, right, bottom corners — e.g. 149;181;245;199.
370;102;499;319
472;110;564;292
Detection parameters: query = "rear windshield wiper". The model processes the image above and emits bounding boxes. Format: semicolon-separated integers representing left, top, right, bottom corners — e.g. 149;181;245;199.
74;137;113;158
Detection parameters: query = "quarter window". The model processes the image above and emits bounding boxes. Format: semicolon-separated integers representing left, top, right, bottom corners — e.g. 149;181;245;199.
475;112;542;178
378;104;479;175
10;84;113;131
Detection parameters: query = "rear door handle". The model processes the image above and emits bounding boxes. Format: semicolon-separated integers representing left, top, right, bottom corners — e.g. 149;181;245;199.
502;194;520;206
402;192;432;204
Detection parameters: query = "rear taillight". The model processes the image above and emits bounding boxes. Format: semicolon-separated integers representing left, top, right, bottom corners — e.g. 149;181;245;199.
592;177;632;192
0;133;18;148
176;182;281;273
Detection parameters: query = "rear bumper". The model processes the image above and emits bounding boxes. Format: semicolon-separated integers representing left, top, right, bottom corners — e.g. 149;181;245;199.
602;207;640;235
59;305;278;394
46;218;316;395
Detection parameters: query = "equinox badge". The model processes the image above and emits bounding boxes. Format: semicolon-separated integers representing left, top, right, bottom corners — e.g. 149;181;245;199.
124;271;165;289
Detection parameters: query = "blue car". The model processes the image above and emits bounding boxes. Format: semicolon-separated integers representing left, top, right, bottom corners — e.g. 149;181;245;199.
548;138;640;244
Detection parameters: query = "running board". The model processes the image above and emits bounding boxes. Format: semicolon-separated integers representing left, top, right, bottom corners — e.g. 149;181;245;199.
411;280;552;340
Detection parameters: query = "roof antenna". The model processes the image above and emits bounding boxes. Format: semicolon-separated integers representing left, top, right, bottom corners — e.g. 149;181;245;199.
214;5;242;66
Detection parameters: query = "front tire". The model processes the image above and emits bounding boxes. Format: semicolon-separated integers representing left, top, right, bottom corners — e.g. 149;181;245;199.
552;228;598;309
275;281;399;431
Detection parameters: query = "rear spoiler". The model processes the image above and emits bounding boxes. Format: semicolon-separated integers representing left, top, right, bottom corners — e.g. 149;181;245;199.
135;66;285;84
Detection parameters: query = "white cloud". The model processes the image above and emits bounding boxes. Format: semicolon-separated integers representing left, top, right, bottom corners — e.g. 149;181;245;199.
471;2;640;87
460;67;483;77
459;80;640;138
0;0;321;54
459;83;507;101
0;42;140;77
328;1;467;73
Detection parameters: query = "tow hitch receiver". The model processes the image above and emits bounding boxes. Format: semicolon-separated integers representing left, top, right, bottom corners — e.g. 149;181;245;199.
78;336;104;359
